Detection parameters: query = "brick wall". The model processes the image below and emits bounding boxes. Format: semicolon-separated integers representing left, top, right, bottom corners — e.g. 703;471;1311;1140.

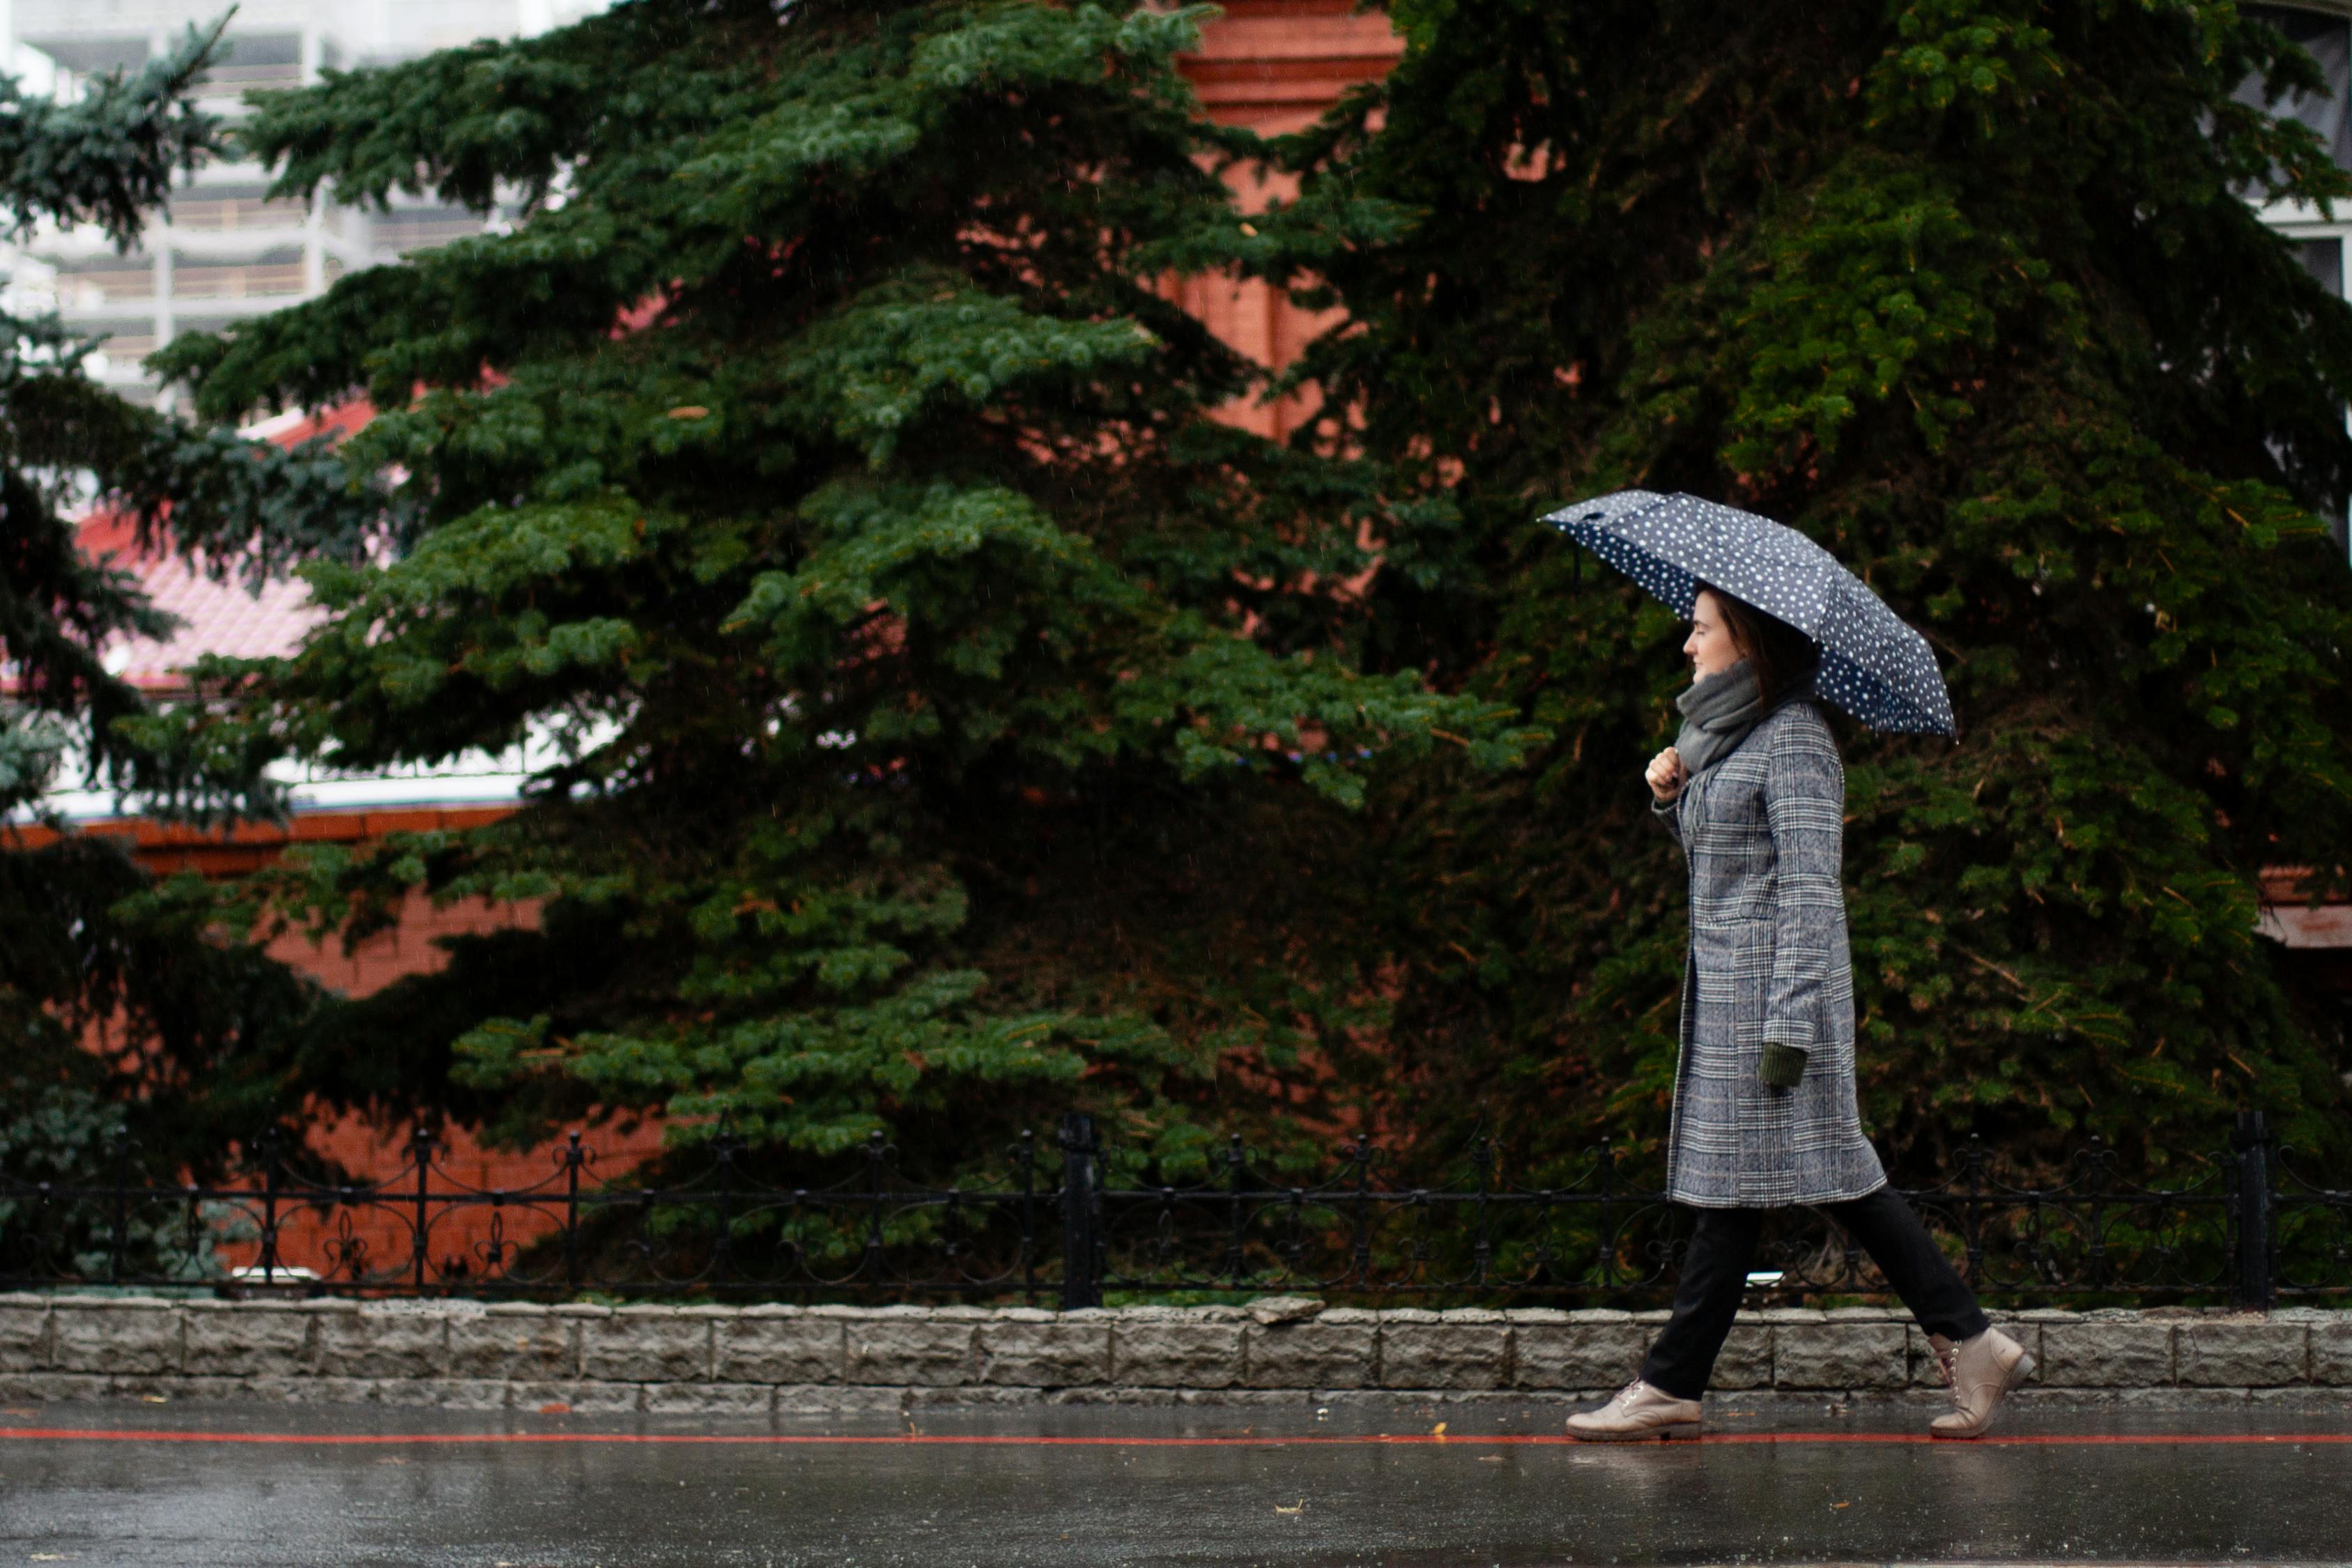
1172;0;1403;445
6;806;672;1272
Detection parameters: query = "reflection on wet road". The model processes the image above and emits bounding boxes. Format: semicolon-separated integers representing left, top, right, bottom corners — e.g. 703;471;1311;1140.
3;1398;2349;1565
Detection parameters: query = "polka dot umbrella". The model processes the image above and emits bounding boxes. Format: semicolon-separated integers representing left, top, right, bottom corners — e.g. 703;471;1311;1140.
1543;489;1957;737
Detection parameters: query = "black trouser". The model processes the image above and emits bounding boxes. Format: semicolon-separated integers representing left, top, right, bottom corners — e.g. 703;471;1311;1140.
1638;1184;1990;1400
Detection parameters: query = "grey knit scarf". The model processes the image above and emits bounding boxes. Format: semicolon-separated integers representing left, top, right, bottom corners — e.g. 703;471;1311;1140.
1673;656;1817;780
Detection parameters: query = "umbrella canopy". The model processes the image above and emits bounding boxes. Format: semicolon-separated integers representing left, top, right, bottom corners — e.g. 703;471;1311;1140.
1544;489;1956;737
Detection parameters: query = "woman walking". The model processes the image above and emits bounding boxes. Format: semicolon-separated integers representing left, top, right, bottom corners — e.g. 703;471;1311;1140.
1564;580;2034;1443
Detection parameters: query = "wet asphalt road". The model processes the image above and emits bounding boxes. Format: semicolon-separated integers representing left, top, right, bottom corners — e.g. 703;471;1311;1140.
3;1397;2351;1566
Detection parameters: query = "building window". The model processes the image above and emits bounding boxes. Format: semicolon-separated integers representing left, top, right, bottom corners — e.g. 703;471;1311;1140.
2236;5;2352;171
2234;7;2352;564
2297;234;2345;294
171;247;307;301
195;31;306;106
168;185;311;233
56;263;154;308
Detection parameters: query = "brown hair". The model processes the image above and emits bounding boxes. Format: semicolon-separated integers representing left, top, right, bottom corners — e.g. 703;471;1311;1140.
1695;581;1820;710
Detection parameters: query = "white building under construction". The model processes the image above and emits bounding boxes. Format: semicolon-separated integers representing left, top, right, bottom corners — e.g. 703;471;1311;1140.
0;0;608;407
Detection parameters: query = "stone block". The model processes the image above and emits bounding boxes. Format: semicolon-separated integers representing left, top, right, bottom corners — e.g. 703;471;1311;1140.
0;1371;107;1401
1509;1319;1647;1391
2038;1319;2174;1387
642;1381;775;1415
2311;1316;2352;1386
509;1380;587;1413
1172;1388;1310;1407
286;1376;383;1405
2176;1320;2307;1387
566;1380;646;1414
1712;1323;1773;1390
1050;1386;1181;1406
183;1302;310;1378
716;1309;843;1385
1110;1309;1243;1389
2248;1385;2342;1407
449;1307;575;1380
979;1310;1109;1387
509;1378;643;1413
1244;1296;1324;1325
1905;1328;1944;1388
776;1383;909;1415
908;1384;1047;1407
128;1374;288;1402
49;1300;180;1376
1986;1314;2043;1361
314;1305;447;1378
371;1378;512;1410
1244;1310;1378;1389
581;1307;713;1383
0;1302;48;1369
843;1308;978;1386
1773;1323;1907;1390
1378;1312;1507;1390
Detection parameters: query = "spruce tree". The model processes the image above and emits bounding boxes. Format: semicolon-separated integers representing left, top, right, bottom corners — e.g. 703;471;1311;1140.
1;22;394;1194
1268;0;2352;1177
148;0;1532;1174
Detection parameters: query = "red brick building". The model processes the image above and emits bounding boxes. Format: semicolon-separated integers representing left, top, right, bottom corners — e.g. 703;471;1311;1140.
0;3;1408;1274
12;3;2346;1264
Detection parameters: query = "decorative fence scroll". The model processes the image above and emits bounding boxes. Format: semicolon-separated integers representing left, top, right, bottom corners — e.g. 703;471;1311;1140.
2;1109;2344;1309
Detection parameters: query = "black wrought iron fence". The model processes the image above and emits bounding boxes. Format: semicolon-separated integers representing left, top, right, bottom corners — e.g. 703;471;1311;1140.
1;1109;2344;1309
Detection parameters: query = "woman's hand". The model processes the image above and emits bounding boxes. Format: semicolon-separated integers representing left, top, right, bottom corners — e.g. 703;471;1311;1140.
1646;745;1686;803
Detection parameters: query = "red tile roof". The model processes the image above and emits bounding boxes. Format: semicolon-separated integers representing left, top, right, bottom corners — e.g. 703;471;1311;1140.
70;401;373;693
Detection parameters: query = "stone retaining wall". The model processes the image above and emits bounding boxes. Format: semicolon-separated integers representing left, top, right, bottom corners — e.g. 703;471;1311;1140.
3;1296;2347;1413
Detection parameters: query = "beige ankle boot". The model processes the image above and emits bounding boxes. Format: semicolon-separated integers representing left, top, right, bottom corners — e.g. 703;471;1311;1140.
1565;1378;1702;1442
1926;1325;2034;1439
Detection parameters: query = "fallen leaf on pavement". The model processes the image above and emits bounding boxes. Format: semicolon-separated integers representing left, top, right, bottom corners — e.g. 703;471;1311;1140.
1274;1500;1304;1516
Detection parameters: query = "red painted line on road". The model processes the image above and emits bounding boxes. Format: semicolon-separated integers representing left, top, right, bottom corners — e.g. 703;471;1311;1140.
3;1427;2349;1449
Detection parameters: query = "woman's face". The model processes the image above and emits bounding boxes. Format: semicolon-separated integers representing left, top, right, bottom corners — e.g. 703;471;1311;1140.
1683;590;1745;680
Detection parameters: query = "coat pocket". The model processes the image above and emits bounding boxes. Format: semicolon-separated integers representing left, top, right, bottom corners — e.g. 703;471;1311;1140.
1692;916;1775;1044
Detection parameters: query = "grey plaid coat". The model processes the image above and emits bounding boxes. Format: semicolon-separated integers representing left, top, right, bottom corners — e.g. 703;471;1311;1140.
1650;698;1888;1208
